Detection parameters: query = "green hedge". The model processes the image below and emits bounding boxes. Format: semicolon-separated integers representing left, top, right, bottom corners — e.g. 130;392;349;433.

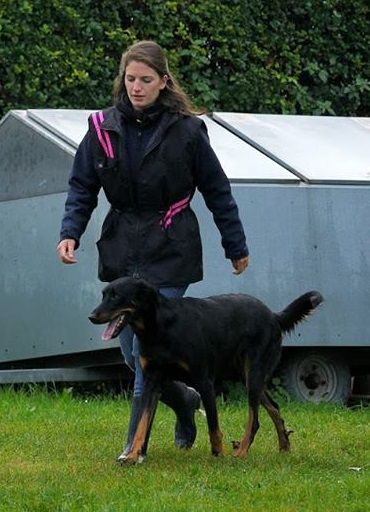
1;0;369;118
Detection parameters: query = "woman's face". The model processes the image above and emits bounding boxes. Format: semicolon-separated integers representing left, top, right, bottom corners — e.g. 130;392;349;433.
124;60;167;111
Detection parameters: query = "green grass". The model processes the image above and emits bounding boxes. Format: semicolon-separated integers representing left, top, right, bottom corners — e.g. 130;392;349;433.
0;387;369;512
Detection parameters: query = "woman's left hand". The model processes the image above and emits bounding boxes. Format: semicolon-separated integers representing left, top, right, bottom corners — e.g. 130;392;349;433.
232;256;249;275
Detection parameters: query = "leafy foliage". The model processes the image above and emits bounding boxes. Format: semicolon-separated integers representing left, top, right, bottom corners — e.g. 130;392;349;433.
0;0;369;117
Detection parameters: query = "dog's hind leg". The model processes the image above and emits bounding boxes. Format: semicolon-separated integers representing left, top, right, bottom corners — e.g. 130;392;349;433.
233;369;264;458
261;390;292;452
196;379;224;456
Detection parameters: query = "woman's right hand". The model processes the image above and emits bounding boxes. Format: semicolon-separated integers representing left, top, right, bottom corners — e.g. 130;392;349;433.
57;238;77;264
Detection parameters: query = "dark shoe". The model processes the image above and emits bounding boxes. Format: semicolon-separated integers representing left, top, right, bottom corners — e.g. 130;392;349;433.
160;382;201;449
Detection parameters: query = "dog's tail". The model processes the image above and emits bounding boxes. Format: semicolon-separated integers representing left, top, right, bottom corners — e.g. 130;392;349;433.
276;291;323;334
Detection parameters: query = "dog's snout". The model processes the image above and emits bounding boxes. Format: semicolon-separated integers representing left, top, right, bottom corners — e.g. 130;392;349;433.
89;311;100;324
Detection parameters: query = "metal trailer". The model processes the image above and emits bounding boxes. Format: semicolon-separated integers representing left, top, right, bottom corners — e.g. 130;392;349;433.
0;109;369;403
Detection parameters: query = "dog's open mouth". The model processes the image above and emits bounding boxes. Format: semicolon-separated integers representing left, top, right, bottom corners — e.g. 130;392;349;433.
102;314;127;341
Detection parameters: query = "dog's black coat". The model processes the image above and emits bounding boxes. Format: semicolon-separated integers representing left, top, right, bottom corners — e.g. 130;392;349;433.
90;277;323;463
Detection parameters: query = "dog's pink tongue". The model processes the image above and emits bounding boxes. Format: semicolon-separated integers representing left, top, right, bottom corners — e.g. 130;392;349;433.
102;318;120;341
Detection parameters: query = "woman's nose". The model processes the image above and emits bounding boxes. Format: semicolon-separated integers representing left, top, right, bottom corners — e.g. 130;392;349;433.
132;80;142;91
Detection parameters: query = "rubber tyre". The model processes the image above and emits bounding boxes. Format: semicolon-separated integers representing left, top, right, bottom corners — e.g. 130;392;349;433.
280;351;352;405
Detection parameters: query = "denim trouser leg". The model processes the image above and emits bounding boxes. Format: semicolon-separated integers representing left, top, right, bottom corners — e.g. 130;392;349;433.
118;285;187;396
118;325;135;373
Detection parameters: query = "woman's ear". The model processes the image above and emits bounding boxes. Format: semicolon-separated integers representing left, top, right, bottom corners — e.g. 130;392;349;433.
160;74;168;90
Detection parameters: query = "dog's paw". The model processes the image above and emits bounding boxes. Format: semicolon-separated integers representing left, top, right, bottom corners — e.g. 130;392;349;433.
117;451;145;465
211;450;223;457
211;445;224;457
233;447;247;458
232;441;248;458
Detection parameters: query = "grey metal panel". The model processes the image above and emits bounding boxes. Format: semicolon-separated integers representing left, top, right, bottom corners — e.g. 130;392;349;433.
214;113;370;184
202;116;298;183
0;191;118;363
0;110;76;155
0;112;74;201
190;183;370;347
2;182;367;364
27;109;93;149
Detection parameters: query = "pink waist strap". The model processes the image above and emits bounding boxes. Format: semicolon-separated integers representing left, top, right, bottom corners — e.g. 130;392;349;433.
160;194;191;229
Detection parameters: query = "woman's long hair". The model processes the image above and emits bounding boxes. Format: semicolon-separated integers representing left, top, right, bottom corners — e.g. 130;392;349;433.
112;40;202;116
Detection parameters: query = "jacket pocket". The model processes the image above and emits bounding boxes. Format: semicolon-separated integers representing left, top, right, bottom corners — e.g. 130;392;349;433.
96;212;130;281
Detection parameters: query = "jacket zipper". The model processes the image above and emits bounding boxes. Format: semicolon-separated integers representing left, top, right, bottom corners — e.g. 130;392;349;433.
132;214;141;279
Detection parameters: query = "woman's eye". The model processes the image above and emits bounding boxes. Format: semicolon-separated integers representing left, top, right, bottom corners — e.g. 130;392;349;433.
126;76;152;84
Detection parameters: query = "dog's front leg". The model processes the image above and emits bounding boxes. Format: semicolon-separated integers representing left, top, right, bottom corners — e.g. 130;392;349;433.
121;374;160;464
196;379;224;457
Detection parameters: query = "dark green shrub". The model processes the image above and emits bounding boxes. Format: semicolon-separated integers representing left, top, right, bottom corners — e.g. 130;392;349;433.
0;0;369;117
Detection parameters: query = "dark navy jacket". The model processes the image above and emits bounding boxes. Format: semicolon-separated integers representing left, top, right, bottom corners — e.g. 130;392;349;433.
60;105;248;285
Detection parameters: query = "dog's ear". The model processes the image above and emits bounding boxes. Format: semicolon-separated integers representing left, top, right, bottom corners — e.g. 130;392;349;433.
133;280;159;308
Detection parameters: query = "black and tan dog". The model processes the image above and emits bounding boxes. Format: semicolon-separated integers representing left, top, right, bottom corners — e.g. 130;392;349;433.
89;277;323;463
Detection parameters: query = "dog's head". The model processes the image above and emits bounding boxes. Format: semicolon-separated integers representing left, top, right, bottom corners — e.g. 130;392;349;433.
89;277;158;340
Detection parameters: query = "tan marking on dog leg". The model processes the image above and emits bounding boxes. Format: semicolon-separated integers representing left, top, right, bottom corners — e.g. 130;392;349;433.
209;428;224;456
122;410;151;464
233;409;256;458
139;356;148;371
261;394;291;452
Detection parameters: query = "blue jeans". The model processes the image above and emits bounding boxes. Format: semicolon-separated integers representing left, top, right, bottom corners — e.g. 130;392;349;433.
119;286;187;396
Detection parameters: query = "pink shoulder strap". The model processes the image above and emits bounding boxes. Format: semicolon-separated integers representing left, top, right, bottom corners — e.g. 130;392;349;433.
91;111;114;158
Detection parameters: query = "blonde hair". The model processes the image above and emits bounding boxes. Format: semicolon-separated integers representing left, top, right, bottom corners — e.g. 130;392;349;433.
113;40;202;115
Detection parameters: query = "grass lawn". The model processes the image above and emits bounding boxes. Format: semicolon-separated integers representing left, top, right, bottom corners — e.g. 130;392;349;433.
0;387;369;512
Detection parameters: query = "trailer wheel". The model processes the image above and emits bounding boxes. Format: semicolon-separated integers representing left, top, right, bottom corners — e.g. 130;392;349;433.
280;352;351;404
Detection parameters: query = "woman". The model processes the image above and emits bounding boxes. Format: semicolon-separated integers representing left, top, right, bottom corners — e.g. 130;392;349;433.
57;41;249;462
